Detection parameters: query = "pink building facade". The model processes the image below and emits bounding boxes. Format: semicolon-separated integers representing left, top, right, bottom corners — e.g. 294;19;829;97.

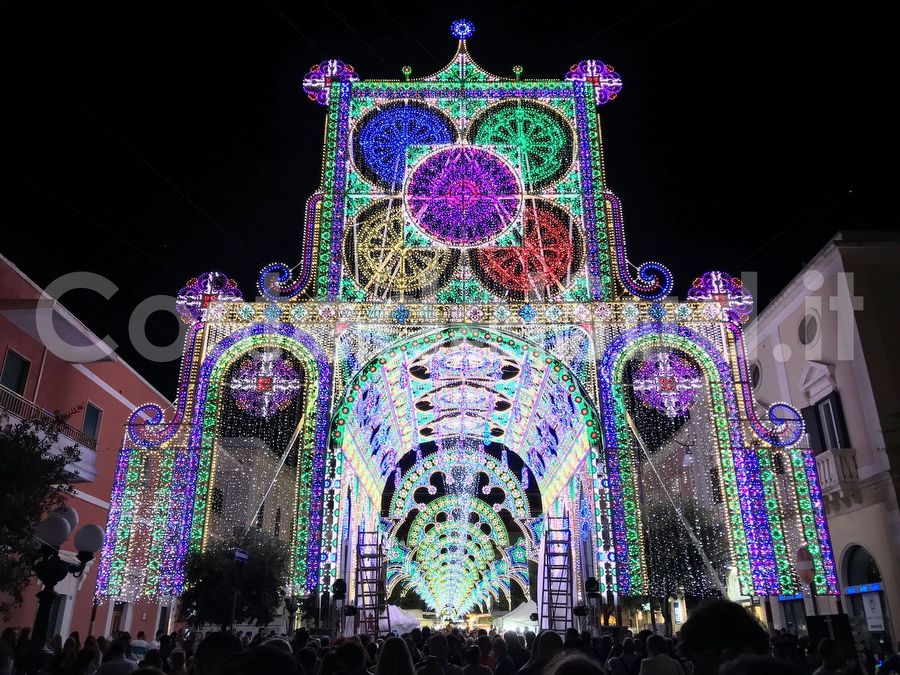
0;255;173;639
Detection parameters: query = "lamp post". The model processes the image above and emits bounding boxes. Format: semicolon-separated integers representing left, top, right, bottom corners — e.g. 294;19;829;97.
28;507;104;672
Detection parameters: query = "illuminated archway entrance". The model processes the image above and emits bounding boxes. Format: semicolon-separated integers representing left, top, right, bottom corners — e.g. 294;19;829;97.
326;326;608;622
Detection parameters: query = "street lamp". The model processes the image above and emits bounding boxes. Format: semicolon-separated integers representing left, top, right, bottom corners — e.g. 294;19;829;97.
29;507;104;668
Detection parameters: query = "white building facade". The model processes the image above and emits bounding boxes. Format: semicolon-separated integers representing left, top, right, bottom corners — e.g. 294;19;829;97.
747;231;900;649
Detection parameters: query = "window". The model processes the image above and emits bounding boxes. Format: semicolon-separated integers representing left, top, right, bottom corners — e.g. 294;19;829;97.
274;507;282;538
82;403;102;439
749;362;761;389
818;396;846;450
800;391;848;454
798;314;818;345
1;349;30;395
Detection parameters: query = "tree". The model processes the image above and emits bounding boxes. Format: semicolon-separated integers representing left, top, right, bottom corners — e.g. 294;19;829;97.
0;413;80;618
179;529;289;629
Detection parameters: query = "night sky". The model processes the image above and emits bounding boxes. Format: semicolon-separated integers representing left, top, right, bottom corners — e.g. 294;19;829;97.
7;1;898;396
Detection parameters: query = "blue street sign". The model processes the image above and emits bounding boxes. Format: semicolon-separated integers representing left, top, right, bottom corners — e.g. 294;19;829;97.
234;548;249;562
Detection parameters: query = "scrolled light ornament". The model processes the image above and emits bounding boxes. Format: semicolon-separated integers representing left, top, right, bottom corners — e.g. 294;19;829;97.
605;192;672;300
302;59;359;106
565;59;623;105
687;270;754;323
175;272;243;324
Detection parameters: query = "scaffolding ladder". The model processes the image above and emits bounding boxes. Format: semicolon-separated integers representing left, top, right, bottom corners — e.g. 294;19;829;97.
353;529;391;638
541;515;573;632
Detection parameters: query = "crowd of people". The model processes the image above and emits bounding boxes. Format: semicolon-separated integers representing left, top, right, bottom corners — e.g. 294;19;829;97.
2;600;899;675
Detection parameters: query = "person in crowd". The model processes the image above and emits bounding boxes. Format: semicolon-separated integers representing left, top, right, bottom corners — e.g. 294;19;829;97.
503;630;529;669
547;653;607;675
0;641;13;675
518;630;564;675
476;634;494;671
168;649;188;675
491;637;516;675
418;634;463;675
335;640;370;675
297;646;318;675
639;634;685;675
812;638;854;675
461;645;491;675
192;631;242;675
71;647;102;675
677;599;770;675
375;636;416;675
138;648;164;671
720;655;807;674
880;642;900;674
96;640;138;675
608;637;641;675
129;632;150;661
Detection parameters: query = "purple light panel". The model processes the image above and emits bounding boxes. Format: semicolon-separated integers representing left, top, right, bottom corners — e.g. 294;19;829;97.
405;146;520;246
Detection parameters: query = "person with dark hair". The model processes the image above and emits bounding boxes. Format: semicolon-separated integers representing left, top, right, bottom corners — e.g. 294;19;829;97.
503;631;529;669
418;635;463;675
608;637;641;675
97;640;138;674
476;634;494;671
677;600;769;675
193;632;243;675
297;646;318;675
546;653;606;675
720;655;807;675
563;628;585;652
639;634;685;675
139;648;164;671
72;647;102;675
0;640;13;675
335;640;369;675
461;646;491;675
168;649;188;675
519;630;564;675
492;637;516;675
812;639;850;675
375;637;415;675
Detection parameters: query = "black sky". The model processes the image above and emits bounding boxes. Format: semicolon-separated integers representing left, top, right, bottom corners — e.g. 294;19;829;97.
6;0;898;396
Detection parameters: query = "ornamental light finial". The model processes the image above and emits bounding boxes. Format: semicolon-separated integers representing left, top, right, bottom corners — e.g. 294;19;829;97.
450;18;475;41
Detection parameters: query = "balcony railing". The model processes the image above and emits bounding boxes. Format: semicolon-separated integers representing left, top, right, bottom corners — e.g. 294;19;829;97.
0;385;98;450
815;447;860;508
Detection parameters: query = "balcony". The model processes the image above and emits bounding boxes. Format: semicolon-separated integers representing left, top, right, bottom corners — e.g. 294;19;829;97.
0;386;98;483
815;447;860;512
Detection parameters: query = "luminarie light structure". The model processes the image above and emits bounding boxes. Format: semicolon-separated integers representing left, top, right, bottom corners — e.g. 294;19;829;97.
97;21;838;623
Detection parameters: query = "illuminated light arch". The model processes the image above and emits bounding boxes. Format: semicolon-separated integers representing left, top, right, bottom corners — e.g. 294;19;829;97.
599;322;805;597
176;325;332;595
389;453;534;525
325;325;609;604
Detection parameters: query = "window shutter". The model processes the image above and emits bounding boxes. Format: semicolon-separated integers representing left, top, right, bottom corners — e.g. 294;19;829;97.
1;350;30;395
828;391;850;448
800;405;824;455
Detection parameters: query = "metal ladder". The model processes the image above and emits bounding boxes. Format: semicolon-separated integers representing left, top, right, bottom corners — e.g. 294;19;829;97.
541;515;573;632
353;529;392;638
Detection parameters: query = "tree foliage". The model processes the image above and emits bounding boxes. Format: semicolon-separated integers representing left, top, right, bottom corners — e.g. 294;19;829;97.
0;413;80;617
179;529;289;628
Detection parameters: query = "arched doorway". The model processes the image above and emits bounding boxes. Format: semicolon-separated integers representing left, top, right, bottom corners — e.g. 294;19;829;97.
843;545;890;650
326;326;608;626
